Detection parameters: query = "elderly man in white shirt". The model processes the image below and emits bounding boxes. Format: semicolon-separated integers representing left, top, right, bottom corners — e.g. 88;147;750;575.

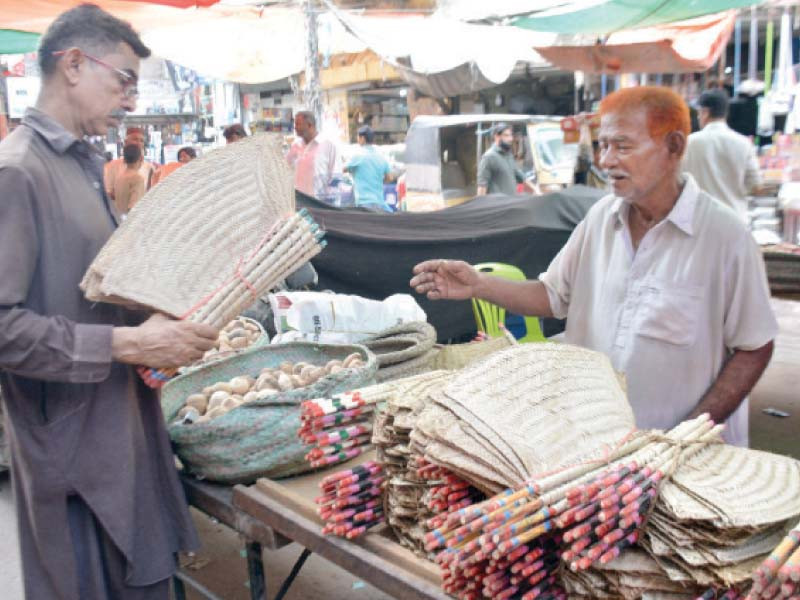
286;110;341;200
683;89;762;222
411;86;776;448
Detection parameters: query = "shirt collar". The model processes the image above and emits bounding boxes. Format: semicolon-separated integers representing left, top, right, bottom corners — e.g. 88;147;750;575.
611;173;698;236
21;107;82;155
704;120;729;132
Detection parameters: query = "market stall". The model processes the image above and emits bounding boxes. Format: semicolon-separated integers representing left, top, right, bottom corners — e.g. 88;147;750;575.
159;340;800;600
63;130;800;600
751;141;800;296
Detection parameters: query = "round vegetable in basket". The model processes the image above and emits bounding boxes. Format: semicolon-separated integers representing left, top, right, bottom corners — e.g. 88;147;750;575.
175;353;366;425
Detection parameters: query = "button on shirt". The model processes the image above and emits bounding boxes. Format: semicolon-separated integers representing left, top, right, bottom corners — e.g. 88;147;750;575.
683;121;762;222
286;135;341;199
539;175;777;447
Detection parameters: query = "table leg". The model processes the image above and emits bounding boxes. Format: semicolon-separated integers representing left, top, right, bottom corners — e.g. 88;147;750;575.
274;548;312;600
246;541;267;600
172;571;226;600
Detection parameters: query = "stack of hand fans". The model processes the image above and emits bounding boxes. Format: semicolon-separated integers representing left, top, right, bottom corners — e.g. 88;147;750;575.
396;343;800;599
410;343;637;494
369;369;486;557
563;438;800;598
80;135;325;385
361;322;438;383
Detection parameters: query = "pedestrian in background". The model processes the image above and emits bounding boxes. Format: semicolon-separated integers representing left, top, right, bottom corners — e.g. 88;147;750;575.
113;142;145;216
344;125;392;212
286;110;341;200
683;89;763;222
103;126;155;199
223;123;247;144
476;122;535;196
151;146;196;186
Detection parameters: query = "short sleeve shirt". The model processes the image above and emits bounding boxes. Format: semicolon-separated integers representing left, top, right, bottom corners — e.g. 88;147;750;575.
346;146;391;209
539;174;777;446
476;145;524;195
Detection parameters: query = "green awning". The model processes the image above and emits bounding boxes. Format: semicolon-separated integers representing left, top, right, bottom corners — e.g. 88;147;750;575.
512;0;763;35
0;30;40;54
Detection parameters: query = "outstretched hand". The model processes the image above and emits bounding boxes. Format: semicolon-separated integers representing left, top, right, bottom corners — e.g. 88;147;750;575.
409;259;481;301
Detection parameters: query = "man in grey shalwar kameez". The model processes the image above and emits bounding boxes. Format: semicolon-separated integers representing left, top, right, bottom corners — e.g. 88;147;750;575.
0;6;219;599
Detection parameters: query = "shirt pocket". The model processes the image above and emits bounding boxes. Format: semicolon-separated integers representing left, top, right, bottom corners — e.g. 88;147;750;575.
635;279;704;346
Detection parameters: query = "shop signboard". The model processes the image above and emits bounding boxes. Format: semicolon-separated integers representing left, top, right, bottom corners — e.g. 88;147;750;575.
6;76;40;119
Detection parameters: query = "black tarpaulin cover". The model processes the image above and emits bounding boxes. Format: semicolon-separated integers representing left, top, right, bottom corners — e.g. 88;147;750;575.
297;186;604;342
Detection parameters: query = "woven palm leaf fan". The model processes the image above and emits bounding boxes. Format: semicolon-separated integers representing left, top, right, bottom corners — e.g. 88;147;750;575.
432;343;637;481
659;444;800;528
81;133;324;329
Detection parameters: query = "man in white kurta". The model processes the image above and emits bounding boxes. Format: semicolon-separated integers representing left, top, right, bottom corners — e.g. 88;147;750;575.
683;89;762;222
411;86;776;447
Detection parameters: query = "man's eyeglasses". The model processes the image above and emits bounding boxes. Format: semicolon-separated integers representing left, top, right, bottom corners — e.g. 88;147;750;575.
52;50;139;99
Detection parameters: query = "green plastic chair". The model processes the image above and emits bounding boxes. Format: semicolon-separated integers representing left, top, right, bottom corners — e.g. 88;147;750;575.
471;262;546;343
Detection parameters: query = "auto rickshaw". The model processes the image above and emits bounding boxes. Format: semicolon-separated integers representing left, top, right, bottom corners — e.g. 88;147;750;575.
401;114;578;212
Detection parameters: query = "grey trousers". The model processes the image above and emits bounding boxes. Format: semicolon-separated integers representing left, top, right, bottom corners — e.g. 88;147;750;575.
67;495;170;600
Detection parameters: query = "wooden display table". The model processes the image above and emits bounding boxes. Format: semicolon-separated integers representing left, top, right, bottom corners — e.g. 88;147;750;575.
178;454;449;600
232;457;450;600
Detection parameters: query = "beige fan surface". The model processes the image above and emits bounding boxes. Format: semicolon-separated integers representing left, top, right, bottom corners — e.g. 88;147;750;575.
412;343;636;489
659;444;800;528
82;134;296;320
573;443;800;595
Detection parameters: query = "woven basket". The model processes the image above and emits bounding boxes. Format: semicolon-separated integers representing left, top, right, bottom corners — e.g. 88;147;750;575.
162;342;377;483
362;322;437;366
178;316;268;374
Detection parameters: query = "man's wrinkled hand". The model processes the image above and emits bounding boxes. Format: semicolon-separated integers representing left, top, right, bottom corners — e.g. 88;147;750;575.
409;259;481;301
112;314;218;369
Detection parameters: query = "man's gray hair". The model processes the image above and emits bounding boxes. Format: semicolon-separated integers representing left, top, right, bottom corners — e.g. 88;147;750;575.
38;4;151;76
296;110;316;127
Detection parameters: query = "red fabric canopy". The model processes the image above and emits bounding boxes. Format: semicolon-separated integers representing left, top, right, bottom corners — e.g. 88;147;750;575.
121;0;218;6
0;1;235;35
534;11;736;74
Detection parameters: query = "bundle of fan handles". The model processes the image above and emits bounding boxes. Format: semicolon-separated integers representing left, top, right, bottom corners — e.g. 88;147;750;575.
140;209;325;387
424;414;720;600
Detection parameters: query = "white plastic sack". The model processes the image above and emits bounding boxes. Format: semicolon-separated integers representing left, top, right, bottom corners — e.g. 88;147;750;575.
269;291;427;345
